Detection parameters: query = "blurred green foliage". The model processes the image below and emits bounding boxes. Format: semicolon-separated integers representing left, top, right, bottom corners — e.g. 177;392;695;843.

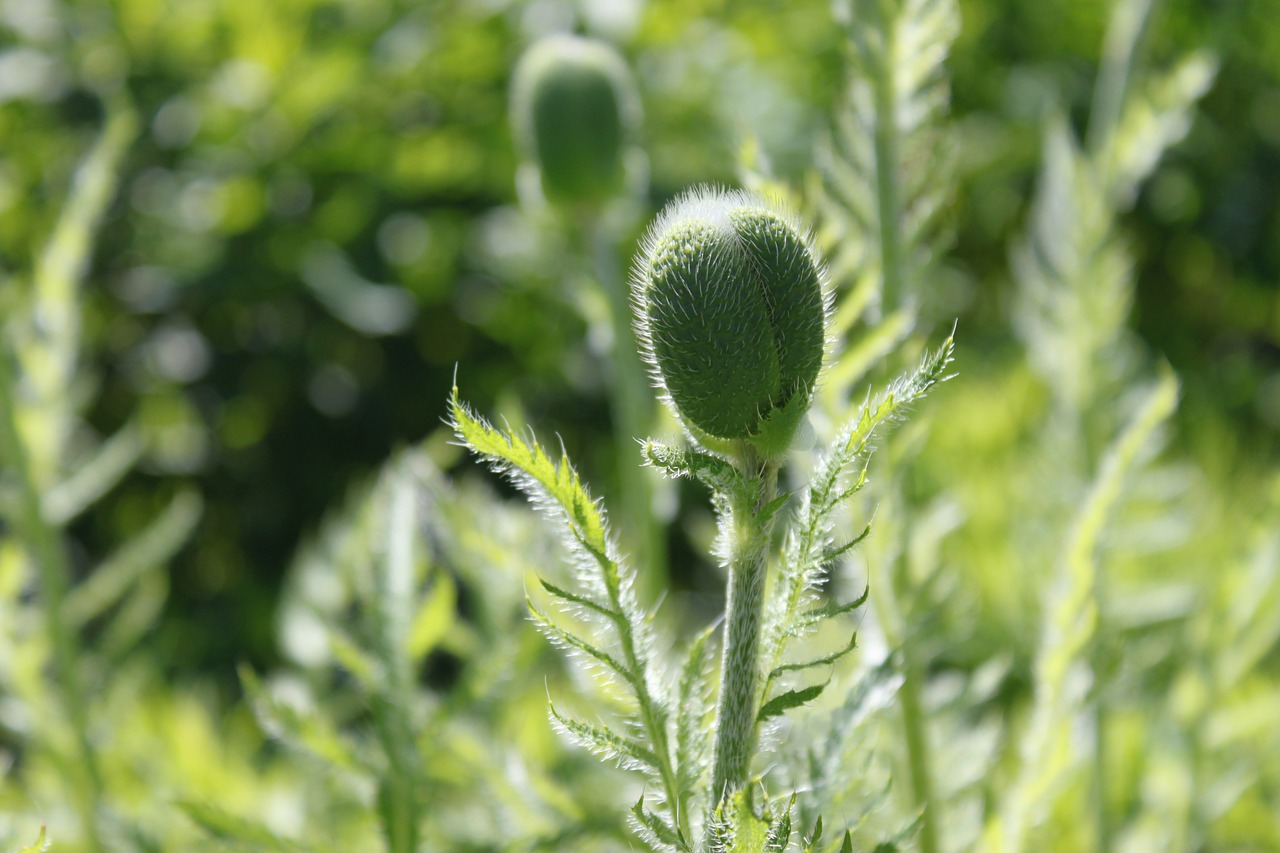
1;0;1278;848
1;0;1274;671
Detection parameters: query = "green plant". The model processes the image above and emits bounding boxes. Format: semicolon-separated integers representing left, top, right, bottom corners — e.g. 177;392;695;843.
7;1;1279;851
511;34;642;211
453;185;955;850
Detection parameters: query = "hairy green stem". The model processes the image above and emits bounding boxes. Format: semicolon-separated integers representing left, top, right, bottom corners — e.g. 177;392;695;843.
0;350;104;852
710;455;778;806
587;219;668;598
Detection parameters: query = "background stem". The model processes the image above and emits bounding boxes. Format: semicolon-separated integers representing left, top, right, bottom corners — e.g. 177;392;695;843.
868;508;941;853
0;350;104;853
900;640;941;853
585;216;668;600
372;470;423;853
870;0;905;315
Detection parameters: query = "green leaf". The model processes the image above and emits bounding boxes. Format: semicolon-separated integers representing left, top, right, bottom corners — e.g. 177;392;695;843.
792;586;871;637
42;421;145;524
63;489;202;629
527;598;636;689
454;388;684;834
407;571;456;661
18;824;48;853
989;368;1179;849
239;665;365;772
26;104;136;407
538;575;619;623
644;440;748;496
820;0;959;312
769;632;859;682
1106;51;1217;206
764;794;796;852
178;800;311;851
840;333;957;459
824;525;872;565
804;816;824;853
756;491;793;528
328;626;383;687
550;702;660;772
708;787;772;853
758;682;828;722
631;796;690;851
676;623;717;794
99;568;167;658
763;334;953;678
451;389;607;556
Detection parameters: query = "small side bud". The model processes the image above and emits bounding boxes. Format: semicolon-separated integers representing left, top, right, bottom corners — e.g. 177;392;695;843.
633;187;826;459
509;35;641;208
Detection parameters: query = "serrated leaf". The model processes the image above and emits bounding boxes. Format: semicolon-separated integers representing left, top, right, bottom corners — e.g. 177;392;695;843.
757;491;793;528
26;104;136;412
820;0;959;311
632;797;689;851
764;794;796;852
644;440;749;497
538;575;619;623
793;586;872;636
1106;51;1217;206
709;788;771;853
769;632;859;682
758;682;828;722
763;335;953;677
825;525;872;564
550;703;659;772
451;390;607;555
527;598;636;689
454;387;684;832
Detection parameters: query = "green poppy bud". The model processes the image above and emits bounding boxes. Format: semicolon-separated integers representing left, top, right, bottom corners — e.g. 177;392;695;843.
510;34;641;208
634;187;826;459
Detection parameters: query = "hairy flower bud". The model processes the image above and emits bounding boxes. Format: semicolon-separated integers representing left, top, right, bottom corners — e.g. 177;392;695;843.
633;188;826;458
510;35;641;208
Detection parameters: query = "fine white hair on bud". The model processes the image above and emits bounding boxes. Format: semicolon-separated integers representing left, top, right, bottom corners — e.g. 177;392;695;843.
509;34;641;208
632;186;827;458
